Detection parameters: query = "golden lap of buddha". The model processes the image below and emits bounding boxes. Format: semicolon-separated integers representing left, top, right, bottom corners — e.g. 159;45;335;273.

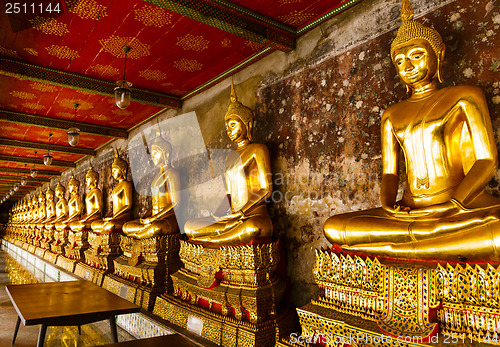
91;148;133;234
122;127;180;239
183;79;273;245
324;0;500;262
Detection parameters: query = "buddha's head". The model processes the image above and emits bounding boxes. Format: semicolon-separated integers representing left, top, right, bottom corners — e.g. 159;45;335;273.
55;182;65;199
85;164;99;188
38;191;45;205
151;124;172;167
112;147;128;180
224;79;253;143
391;0;444;88
68;174;80;195
46;187;54;201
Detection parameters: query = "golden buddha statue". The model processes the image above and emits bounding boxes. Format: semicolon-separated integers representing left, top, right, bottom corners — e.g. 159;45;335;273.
51;182;69;248
33;192;46;244
183;80;273;245
55;175;82;232
91;149;133;234
122;131;180;239
324;0;500;262
70;165;103;232
41;187;57;248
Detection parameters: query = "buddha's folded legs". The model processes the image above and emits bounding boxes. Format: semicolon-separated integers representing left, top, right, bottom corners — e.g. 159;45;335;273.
123;215;179;239
343;219;500;262
186;213;272;245
325;207;500;247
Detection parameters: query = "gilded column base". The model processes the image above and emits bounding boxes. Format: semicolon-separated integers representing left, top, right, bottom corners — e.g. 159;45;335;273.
83;231;122;272
170;240;285;323
34;246;46;258
75;262;106;286
103;273;164;310
55;254;78;272
51;229;69;256
105;234;181;310
64;230;89;261
309;250;500;345
27;244;36;253
42;250;59;264
154;294;295;347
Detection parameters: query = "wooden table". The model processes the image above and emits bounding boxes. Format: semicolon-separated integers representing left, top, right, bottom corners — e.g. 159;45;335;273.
6;280;141;347
100;334;200;346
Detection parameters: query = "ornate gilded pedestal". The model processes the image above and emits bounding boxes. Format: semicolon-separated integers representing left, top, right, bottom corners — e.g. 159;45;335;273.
76;232;122;286
51;228;69;255
64;229;89;260
103;234;181;310
279;250;500;346
154;239;293;347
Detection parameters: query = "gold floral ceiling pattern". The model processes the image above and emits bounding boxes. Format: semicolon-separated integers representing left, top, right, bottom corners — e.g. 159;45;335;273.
30;83;58;93
173;59;203;72
45;45;80;60
221;38;232;48
0;46;18;58
22;102;45;111
29;17;69;36
99;36;151;59
23;48;38;56
139;69;167;81
57;99;93;110
9;91;36;100
176;34;210;51
90;64;120;78
278;10;317;27
134;5;172;27
67;0;108;20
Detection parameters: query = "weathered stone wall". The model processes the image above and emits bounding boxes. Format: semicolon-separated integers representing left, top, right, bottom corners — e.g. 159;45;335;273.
31;0;500;307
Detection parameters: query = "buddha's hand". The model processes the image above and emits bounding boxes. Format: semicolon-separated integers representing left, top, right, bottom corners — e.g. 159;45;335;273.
214;210;244;222
406;200;461;218
140;216;154;224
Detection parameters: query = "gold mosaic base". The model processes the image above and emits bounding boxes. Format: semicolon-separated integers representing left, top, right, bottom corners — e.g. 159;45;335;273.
85;231;121;272
172;268;286;323
34;247;46;258
65;230;89;260
313;250;500;345
42;250;59;264
28;244;36;253
154;294;294;347
103;274;162;310
75;262;106;286
55;255;78;273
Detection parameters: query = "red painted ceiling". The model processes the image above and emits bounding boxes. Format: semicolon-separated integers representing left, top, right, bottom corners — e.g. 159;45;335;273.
0;0;362;201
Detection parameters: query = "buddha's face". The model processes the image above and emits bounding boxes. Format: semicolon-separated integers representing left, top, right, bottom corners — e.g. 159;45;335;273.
68;182;78;194
112;166;123;180
151;147;168;167
226;116;247;142
393;39;438;88
55;188;64;199
46;192;54;201
86;175;97;188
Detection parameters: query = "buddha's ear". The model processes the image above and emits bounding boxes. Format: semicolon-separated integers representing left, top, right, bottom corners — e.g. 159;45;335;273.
437;44;445;83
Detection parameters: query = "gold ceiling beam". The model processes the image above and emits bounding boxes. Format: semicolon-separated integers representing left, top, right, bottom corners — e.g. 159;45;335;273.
0;58;182;109
0;138;95;156
0;174;49;182
0;109;128;139
144;0;295;52
0;154;75;168
0;167;61;176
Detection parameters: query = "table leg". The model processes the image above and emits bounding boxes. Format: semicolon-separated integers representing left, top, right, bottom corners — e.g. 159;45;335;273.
109;316;118;343
12;316;21;345
36;324;47;347
78;325;81;335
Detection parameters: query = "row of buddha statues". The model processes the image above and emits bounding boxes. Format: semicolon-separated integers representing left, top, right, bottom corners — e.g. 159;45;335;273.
4;0;500;343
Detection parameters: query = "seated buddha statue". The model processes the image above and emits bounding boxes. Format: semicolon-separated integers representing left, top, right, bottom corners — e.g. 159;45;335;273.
324;0;500;262
51;182;69;247
122;128;179;239
70;165;103;232
33;192;46;243
55;175;82;232
91;148;133;234
41;187;57;248
184;80;273;245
